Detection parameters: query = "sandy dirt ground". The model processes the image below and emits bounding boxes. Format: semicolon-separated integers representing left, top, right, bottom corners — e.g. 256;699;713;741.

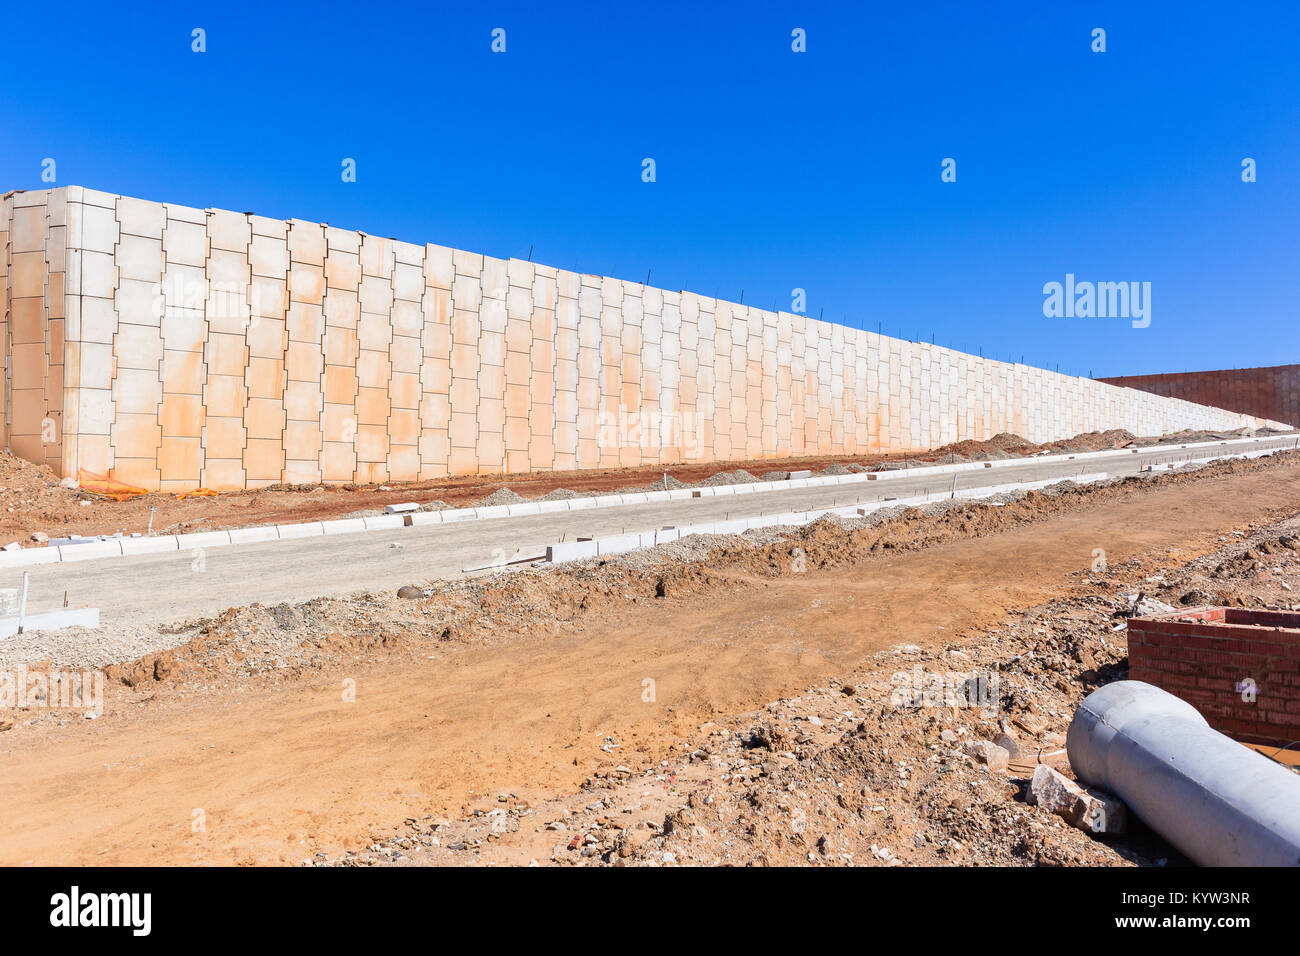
2;454;1299;865
0;427;1255;547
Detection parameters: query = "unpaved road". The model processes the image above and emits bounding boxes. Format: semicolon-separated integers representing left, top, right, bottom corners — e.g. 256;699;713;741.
2;460;1299;865
8;434;1294;628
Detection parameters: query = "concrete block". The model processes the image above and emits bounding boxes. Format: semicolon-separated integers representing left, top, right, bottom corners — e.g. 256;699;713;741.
546;540;599;563
594;533;641;556
362;514;406;530
120;535;182;555
58;539;125;562
175;530;233;550
712;518;750;535
321;518;368;535
276;522;324;539
0;607;100;637
0;546;63;568
227;526;280;544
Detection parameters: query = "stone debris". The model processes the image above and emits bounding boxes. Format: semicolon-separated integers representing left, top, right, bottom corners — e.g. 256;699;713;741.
1027;764;1127;835
475;488;525;508
960;739;1010;770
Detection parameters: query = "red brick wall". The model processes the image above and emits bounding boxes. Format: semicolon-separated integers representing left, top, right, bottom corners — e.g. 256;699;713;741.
1099;364;1300;427
1127;608;1300;748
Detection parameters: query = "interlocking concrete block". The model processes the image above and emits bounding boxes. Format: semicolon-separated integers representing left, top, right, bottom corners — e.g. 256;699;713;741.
162;218;207;266
159;435;201;478
325;247;361;291
208;209;252;251
424;243;454;289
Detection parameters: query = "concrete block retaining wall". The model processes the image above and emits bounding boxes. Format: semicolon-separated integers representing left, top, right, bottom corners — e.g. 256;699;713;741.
1100;364;1300;429
2;185;1287;491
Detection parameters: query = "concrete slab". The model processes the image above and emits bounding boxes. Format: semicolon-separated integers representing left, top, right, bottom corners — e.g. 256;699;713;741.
0;607;100;637
120;536;181;555
175;531;233;550
57;540;125;562
228;526;280;544
275;522;325;539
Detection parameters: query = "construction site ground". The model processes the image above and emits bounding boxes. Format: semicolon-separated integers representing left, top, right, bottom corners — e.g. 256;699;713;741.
1;427;1284;547
3;448;1300;866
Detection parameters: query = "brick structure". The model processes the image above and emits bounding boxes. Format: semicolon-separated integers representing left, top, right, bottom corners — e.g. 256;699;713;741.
1127;607;1300;748
2;186;1290;490
1099;365;1300;428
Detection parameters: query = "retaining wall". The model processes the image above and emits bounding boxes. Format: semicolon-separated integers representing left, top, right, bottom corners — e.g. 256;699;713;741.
1100;365;1300;428
1;185;1287;490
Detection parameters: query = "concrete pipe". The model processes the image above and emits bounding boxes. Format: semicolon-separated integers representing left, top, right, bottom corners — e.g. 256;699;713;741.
1067;680;1300;867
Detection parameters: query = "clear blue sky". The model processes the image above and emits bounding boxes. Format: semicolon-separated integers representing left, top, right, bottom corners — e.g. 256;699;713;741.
3;1;1296;378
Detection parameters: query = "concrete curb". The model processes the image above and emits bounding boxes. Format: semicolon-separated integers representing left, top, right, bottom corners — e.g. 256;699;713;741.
0;435;1291;572
0;606;100;637
545;472;1113;565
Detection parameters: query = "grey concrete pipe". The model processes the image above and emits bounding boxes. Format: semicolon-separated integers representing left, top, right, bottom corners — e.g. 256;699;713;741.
1067;680;1300;866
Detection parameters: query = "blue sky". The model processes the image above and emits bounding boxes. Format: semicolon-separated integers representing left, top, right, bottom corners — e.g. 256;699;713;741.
3;1;1296;378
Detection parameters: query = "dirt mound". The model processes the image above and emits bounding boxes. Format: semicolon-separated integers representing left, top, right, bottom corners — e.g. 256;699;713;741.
475;488;525;507
1045;429;1136;452
0;450;88;547
540;488;579;501
931;433;1038;461
698;469;760;487
635;475;689;492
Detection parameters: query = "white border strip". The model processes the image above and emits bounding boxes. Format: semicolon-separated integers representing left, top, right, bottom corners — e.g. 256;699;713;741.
0;436;1291;571
546;472;1113;563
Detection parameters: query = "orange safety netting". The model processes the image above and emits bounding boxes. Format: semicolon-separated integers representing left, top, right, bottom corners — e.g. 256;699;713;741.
75;470;221;501
173;488;220;500
76;469;148;501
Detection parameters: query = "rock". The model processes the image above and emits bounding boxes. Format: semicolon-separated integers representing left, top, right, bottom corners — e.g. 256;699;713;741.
959;739;1009;769
397;585;430;599
30;532;48;544
1027;764;1127;835
1072;789;1127;835
993;731;1020;759
1179;589;1209;606
1131;595;1177;617
1013;711;1046;736
1027;764;1083;819
269;603;298;629
59;476;78;490
1280;535;1298;551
